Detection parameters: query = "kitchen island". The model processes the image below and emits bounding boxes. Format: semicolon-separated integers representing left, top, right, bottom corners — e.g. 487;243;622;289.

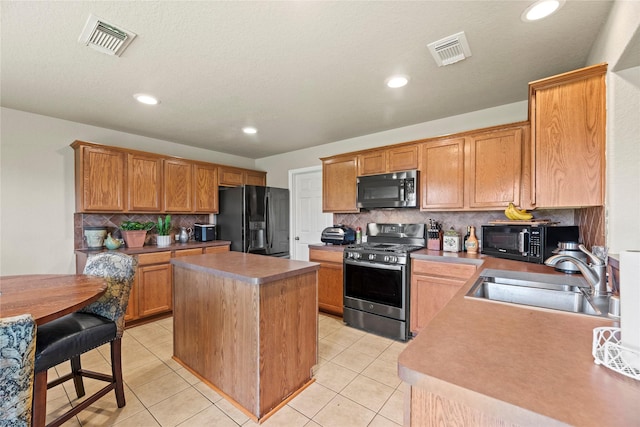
171;252;319;423
400;253;640;426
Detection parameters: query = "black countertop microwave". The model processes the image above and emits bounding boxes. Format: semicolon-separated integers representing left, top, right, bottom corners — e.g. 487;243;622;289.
481;224;580;264
356;170;418;209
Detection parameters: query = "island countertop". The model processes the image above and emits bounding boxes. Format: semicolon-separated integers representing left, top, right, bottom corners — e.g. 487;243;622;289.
399;256;640;426
170;251;319;285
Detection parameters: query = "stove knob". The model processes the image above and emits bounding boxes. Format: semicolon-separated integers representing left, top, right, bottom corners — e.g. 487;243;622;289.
384;255;390;262
353;253;361;260
368;254;376;261
390;256;397;263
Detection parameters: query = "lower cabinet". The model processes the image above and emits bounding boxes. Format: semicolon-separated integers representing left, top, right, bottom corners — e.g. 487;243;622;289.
125;251;172;321
309;247;344;316
410;259;476;335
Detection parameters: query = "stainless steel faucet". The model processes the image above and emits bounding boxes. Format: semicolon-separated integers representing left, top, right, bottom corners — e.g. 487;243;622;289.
544;244;607;296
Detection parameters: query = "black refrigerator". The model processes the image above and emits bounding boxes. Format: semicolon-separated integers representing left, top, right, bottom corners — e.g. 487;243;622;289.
217;185;290;258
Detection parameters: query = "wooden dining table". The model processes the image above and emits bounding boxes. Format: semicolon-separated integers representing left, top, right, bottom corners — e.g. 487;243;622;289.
0;274;107;323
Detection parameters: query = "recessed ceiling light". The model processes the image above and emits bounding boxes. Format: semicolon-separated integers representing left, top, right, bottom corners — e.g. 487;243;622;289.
243;127;257;134
522;0;565;22
386;75;409;88
133;93;159;105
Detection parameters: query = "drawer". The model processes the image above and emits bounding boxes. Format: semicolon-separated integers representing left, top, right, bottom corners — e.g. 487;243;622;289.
137;251;172;266
204;245;230;254
412;259;476;280
174;248;204;257
309;248;344;264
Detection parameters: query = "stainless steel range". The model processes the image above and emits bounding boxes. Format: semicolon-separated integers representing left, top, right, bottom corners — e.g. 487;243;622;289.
343;223;426;341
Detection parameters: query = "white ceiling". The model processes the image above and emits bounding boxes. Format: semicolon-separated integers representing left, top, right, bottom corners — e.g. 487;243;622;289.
1;1;615;159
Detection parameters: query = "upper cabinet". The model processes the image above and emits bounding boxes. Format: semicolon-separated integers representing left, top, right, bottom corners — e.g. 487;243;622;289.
193;163;219;213
421;138;465;210
72;141;266;213
322;154;358;213
164;159;193;212
73;142;126;212
127;153;162;212
218;166;266;187
420;125;525;211
529;63;606;208
357;144;420;176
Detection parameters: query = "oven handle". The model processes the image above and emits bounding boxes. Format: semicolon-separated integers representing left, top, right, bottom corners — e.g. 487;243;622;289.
344;259;404;271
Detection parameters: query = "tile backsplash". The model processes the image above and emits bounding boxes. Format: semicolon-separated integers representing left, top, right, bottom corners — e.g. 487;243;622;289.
75;213;210;249
333;208;604;247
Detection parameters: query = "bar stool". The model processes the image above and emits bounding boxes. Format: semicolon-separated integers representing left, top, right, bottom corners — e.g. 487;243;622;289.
0;314;36;426
32;252;137;427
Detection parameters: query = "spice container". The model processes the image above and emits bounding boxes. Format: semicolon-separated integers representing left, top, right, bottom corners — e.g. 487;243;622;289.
443;227;462;252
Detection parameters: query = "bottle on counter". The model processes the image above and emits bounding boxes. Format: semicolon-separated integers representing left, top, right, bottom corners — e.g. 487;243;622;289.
463;226;471;252
355;226;362;244
465;226;479;254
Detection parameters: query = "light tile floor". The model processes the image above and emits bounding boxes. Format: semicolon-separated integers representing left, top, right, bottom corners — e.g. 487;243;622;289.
44;314;409;426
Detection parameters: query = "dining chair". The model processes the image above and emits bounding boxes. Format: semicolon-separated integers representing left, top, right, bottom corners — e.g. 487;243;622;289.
0;314;36;427
32;252;137;427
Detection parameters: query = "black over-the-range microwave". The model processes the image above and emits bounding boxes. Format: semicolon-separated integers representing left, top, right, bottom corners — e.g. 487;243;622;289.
356;170;418;209
481;224;580;264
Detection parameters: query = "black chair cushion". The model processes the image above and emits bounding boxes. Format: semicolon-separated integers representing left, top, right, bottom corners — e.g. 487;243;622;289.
35;313;116;373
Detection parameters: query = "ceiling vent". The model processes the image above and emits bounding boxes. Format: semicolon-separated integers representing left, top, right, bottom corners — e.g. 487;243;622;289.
427;31;472;66
78;14;136;57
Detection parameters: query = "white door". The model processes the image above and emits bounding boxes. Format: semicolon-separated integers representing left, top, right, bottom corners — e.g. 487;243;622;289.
289;166;334;261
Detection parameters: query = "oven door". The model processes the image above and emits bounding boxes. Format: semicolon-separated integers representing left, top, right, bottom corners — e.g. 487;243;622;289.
343;259;406;321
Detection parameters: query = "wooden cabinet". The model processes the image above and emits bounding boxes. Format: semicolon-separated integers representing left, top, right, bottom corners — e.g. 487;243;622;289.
126;251;172;321
127;153;162;212
218;166;266;187
322;155;358;213
309;248;344;316
204;245;230;254
194;163;219;213
72;142;126;212
358;145;420;176
164;159;193;212
529;63;606;208
421;138;465;210
466;128;523;208
420;125;525;211
410;260;476;335
174;248;203;257
358;150;387;176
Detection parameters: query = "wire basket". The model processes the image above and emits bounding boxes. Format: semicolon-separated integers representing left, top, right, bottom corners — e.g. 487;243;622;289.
592;327;640;381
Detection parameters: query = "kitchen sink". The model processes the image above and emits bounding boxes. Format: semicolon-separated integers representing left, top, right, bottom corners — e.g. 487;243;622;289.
465;269;609;317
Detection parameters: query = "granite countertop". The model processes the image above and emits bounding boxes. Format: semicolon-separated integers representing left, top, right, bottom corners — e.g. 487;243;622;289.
75;240;231;255
398;255;640;426
170;251;319;285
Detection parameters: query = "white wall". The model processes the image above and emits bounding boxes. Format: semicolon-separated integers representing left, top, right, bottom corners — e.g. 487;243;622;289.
0;107;256;275
257;101;528;188
587;0;640;254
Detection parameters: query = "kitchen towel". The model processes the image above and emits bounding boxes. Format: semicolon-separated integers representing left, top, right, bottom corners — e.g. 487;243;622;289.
621;250;640;369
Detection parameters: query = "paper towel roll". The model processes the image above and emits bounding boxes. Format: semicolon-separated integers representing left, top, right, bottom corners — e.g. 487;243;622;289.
620;250;640;369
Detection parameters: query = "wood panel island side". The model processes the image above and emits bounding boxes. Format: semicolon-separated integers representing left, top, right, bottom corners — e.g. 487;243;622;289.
170;252;319;423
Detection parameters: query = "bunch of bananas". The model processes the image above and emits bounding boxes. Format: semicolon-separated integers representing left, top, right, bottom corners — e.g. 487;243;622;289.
504;202;533;221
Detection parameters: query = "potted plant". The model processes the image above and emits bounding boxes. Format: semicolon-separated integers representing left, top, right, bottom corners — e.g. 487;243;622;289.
156;215;172;247
120;220;155;248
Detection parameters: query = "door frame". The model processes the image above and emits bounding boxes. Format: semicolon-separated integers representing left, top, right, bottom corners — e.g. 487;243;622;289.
288;165;333;260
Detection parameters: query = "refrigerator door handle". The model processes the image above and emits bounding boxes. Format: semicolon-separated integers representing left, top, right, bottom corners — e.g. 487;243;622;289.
265;192;273;249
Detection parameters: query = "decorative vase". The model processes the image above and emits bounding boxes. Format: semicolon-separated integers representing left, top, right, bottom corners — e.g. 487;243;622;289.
156;235;172;247
121;230;148;248
104;233;122;250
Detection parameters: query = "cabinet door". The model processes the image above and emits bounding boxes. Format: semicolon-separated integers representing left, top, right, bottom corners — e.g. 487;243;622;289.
77;145;125;211
322;155;358;213
317;263;344;316
127;153;162;212
421;138;465;209
388;145;419;172
410;274;465;335
194;163;219;213
358;150;387;176
466;128;522;208
219;166;244;187
137;263;172;317
530;64;606;207
244;170;266;186
124;279;138;322
164;159;193;212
